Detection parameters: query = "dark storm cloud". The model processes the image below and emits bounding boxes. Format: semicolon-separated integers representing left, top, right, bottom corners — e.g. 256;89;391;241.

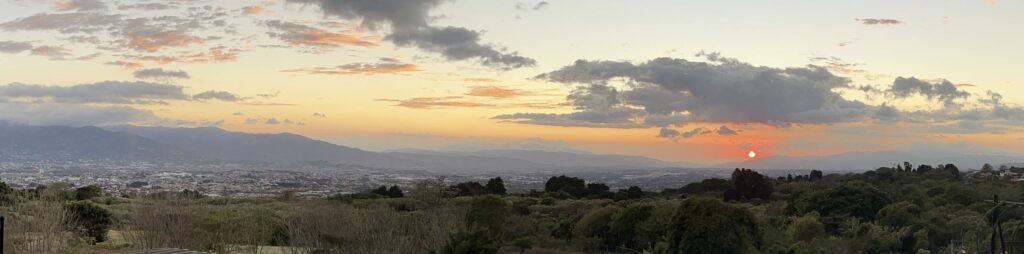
193;90;242;102
287;0;536;69
133;68;191;80
0;81;188;104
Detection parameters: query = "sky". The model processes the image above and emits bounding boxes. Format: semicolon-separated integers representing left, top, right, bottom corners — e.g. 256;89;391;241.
1;0;1022;165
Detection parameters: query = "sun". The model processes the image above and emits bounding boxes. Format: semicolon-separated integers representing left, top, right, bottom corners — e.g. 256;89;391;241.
748;150;757;159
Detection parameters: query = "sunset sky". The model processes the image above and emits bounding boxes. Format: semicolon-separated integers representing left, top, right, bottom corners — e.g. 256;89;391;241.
1;0;1022;165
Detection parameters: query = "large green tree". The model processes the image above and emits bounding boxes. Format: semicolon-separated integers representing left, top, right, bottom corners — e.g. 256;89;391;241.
667;197;760;254
66;201;113;243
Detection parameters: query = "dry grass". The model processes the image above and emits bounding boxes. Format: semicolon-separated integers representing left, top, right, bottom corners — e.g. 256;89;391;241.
3;201;78;254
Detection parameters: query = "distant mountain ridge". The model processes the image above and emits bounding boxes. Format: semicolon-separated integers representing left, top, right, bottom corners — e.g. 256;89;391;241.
0;122;189;161
32;125;686;171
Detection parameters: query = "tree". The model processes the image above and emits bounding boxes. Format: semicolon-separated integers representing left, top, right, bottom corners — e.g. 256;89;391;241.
453;182;485;197
387;185;404;198
466;195;509;235
544;175;588;198
678;178;731;194
916;164;934;174
982;163;995;173
66;201;113;243
484;177;507;195
876;201;922;227
793;181;890;220
724;168;773;201
74;184;102;200
809;170;823;181
667;197;759;254
575;205;621;242
625;186;643;199
371;185;389;196
944;164;961;180
788;214;825;243
609;204;653;250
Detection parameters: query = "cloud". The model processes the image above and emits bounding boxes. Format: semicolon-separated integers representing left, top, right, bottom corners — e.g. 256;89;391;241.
493;109;647;128
133;68;191;80
0;102;157;126
657;127;680;138
106;61;144;69
193;91;242;102
263;20;378;50
245;117;298;125
377;96;493;109
125;31;206;52
515;1;549;11
313;112;327;117
887;77;969;108
0;81;188;104
31;45;73;59
0;41;33;53
465;86;534;99
855;18;902;26
283;62;419;75
118;3;175;10
681;127;711;138
287;0;536;69
1;5;241;63
243;6;269;15
717;125;738;135
1;12;121;33
534;2;549;10
525;54;869;127
54;0;107;12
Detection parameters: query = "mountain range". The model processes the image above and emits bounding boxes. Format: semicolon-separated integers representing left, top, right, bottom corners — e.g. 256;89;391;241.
0;122;1019;171
0;122;690;171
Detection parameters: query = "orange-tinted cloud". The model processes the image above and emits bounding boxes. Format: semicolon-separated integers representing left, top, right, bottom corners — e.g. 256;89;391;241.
127;31;206;52
464;77;499;83
242;6;268;15
466;86;534;99
264;20;377;49
106;61;144;69
377;97;494;109
283;62;419;75
135;47;240;65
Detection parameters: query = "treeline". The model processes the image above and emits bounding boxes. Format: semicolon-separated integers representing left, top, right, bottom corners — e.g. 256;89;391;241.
1;163;1020;254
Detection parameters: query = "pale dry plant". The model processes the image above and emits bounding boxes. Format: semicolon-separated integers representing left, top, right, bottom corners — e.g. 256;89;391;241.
282;202;467;254
122;198;214;251
4;200;77;254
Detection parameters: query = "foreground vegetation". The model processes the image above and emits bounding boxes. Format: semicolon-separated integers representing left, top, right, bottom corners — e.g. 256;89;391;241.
1;163;1022;253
